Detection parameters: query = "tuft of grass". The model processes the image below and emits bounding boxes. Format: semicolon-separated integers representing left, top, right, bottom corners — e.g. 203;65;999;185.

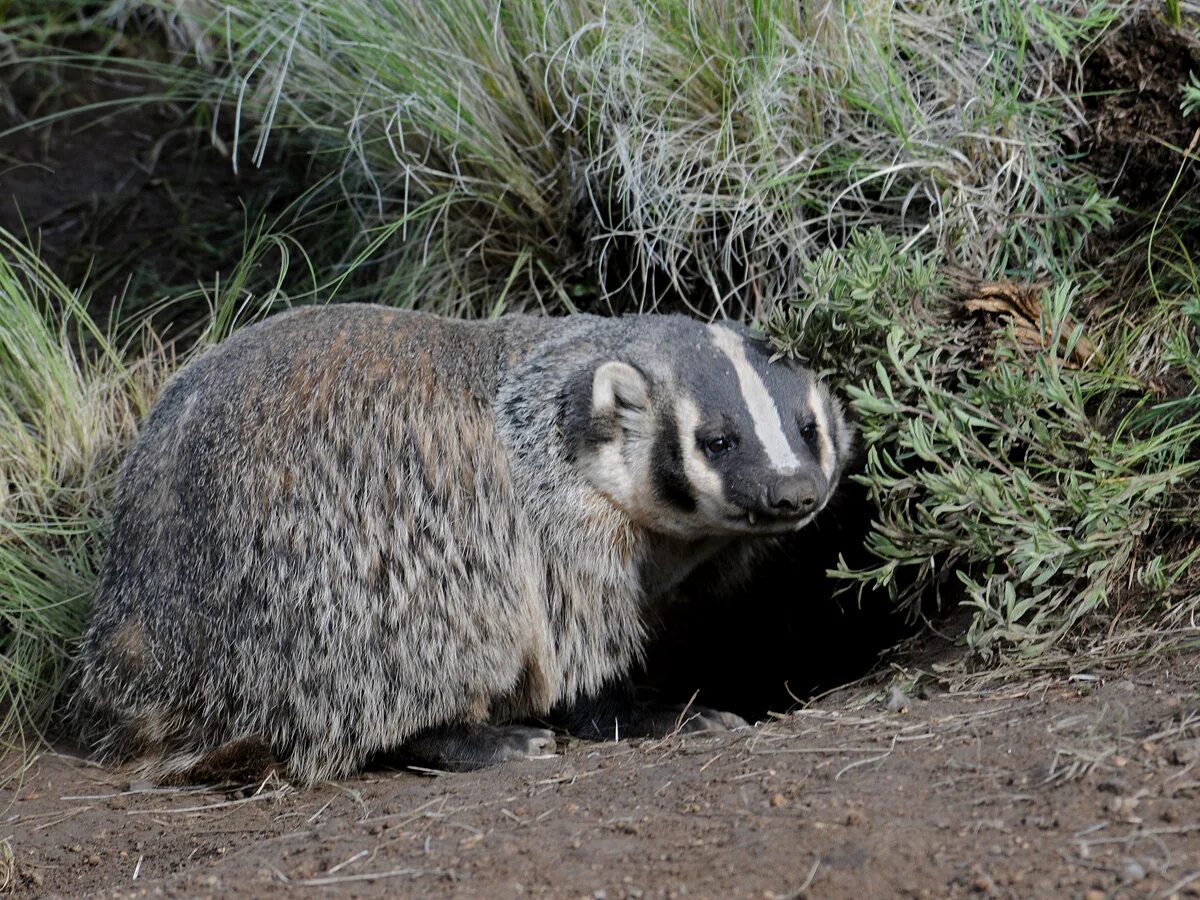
127;0;1125;314
0;837;13;892
0;229;168;750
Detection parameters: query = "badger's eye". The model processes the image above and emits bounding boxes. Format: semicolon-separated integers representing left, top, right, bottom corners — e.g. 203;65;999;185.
701;434;737;459
800;421;818;447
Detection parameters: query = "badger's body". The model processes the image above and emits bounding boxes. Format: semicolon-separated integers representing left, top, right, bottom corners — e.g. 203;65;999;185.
80;305;852;782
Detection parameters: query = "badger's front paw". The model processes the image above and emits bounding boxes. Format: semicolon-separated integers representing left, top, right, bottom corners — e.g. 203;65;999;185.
400;722;557;771
675;706;750;734
495;725;558;760
551;688;753;741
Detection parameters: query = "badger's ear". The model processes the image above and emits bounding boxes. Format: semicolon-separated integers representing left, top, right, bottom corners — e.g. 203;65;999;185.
591;360;650;420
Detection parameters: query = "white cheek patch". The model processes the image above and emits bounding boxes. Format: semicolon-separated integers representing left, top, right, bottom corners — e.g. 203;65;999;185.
674;394;725;506
807;381;838;483
707;325;801;472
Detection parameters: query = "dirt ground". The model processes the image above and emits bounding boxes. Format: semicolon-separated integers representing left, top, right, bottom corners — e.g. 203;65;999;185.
5;647;1199;899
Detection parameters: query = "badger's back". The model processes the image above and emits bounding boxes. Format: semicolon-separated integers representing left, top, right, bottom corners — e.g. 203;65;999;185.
82;305;555;780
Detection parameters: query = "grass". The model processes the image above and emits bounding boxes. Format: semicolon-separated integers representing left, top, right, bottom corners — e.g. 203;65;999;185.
107;0;1126;313
0;229;165;751
0;0;1198;750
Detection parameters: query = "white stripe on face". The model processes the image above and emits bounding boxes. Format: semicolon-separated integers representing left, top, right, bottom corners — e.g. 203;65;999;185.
707;325;800;472
807;381;837;483
675;393;725;500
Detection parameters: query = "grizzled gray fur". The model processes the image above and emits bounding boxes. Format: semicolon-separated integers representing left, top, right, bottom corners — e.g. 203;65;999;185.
80;305;853;783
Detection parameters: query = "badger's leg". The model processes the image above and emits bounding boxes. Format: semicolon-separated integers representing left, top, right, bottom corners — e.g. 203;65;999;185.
397;723;556;771
554;684;749;741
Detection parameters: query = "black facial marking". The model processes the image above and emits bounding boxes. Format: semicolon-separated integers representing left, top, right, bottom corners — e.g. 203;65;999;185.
652;412;696;512
559;369;617;462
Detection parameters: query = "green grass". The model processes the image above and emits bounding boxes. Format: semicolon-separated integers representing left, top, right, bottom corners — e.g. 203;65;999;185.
0;229;165;751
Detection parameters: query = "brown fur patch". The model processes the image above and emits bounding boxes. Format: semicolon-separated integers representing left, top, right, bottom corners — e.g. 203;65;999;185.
464;692;492;722
311;348;346;412
518;649;554;712
110;619;150;670
583;495;640;567
365;355;393;385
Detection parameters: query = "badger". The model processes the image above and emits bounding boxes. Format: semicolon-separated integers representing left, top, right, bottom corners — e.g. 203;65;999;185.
79;305;853;783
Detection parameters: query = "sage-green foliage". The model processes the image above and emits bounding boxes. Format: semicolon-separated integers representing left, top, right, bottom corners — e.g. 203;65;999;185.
143;0;1124;313
767;228;1200;660
1184;72;1200;117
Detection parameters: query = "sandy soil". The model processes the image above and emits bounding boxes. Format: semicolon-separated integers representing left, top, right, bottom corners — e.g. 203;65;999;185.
6;648;1199;899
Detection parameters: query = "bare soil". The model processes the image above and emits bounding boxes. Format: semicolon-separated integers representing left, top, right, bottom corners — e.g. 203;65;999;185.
5;648;1200;899
1075;11;1200;212
0;51;294;332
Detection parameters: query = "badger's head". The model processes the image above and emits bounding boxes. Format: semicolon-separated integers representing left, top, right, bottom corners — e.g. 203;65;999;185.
571;320;854;539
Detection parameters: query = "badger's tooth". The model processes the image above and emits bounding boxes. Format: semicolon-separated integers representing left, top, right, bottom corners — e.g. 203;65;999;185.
748;511;757;526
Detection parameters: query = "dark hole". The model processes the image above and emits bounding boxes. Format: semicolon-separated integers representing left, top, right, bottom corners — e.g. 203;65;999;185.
638;473;921;721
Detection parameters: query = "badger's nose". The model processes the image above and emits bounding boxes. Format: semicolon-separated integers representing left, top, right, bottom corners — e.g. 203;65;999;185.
767;474;820;515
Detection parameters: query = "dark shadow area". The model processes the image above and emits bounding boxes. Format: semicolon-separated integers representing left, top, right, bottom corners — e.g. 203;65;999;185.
0;42;311;339
640;472;924;722
1073;11;1200;216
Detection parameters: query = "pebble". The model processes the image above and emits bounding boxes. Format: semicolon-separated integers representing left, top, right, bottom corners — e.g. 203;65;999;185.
1123;860;1146;882
884;685;912;713
1108;796;1139;818
1170;740;1200;765
970;873;995;893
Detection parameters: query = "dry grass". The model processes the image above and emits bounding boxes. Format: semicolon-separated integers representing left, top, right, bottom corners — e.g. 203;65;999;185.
113;0;1129;315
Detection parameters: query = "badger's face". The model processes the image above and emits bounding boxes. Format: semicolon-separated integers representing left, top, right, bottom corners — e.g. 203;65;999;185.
574;322;854;539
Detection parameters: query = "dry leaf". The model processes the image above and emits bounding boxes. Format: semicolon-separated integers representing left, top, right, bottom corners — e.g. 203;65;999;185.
956;279;1098;369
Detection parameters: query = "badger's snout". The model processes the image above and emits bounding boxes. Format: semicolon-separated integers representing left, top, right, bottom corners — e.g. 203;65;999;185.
762;472;823;517
726;470;828;528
